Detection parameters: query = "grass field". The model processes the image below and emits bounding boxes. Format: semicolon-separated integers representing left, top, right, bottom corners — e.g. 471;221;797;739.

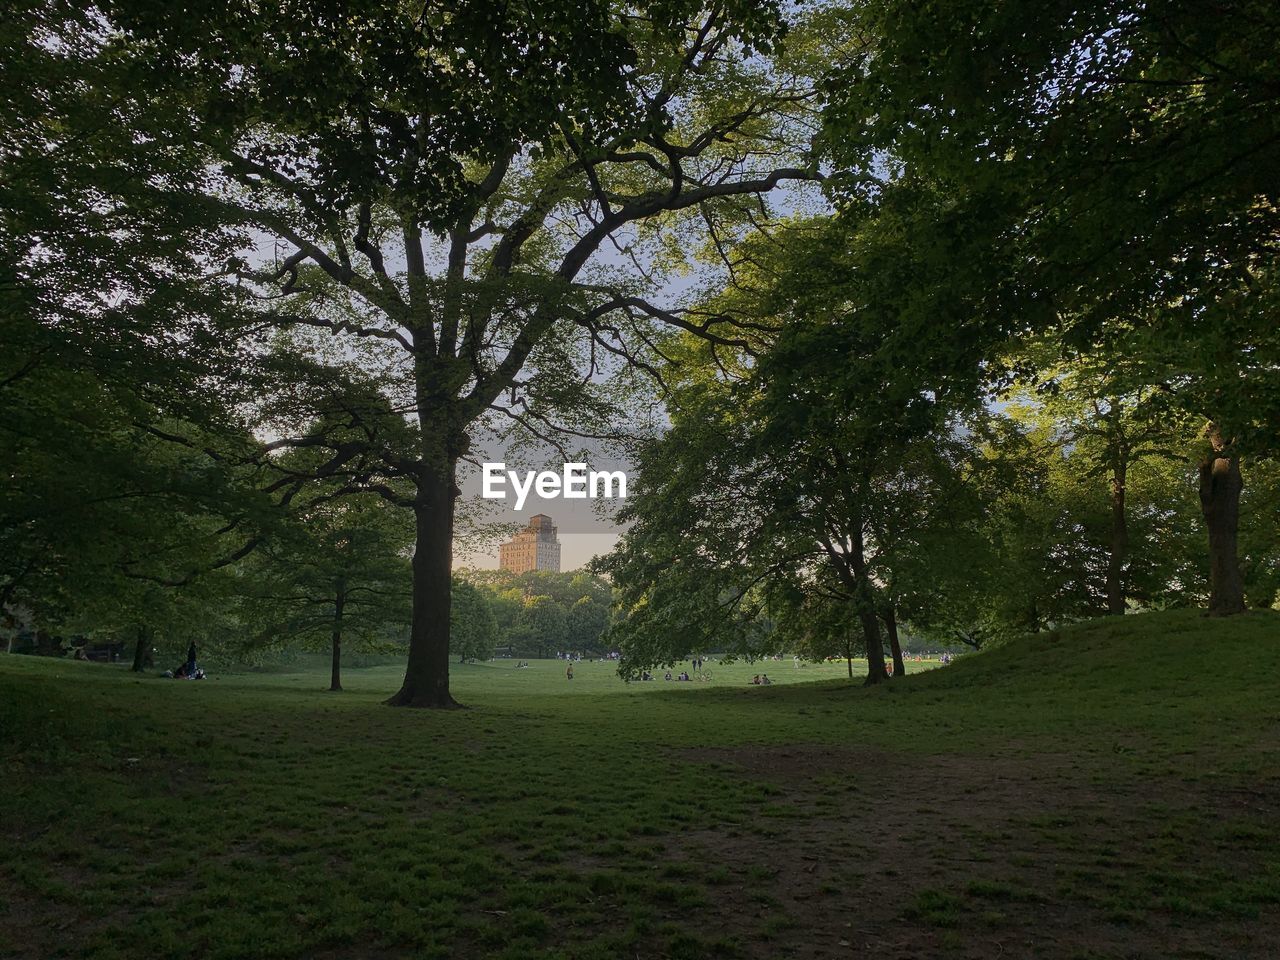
216;652;931;696
3;609;1279;959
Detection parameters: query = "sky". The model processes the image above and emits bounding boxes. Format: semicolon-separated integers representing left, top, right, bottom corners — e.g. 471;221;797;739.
450;441;636;571
455;532;620;572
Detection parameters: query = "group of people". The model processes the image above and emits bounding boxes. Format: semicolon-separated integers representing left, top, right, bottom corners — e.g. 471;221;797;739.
164;643;205;680
748;674;772;685
632;665;710;683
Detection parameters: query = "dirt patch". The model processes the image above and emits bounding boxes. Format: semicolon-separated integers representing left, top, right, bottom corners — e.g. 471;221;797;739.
661;744;1280;959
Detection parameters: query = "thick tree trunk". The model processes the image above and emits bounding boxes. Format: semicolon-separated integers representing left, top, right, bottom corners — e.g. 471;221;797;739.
1106;456;1128;616
884;603;905;677
329;585;345;692
131;625;152;672
858;598;887;684
387;442;461;708
1199;423;1246;615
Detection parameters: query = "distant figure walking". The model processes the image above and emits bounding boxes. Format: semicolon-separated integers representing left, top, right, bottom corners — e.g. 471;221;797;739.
566;663;574;680
185;642;197;677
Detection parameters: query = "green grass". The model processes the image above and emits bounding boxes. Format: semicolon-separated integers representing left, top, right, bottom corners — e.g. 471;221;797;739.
3;609;1279;959
215;650;910;694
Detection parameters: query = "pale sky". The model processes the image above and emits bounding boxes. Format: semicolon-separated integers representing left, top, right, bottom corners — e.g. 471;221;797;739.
454;532;621;572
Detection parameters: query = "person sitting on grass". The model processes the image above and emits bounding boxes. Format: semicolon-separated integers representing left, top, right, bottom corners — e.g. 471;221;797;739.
749;674;760;685
664;671;673;681
761;674;772;685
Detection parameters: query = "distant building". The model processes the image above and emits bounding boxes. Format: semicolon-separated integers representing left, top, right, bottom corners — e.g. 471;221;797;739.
499;514;562;573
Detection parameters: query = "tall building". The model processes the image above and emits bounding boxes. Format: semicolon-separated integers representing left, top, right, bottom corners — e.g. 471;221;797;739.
499;514;562;573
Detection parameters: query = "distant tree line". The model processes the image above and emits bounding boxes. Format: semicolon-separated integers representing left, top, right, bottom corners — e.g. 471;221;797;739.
455;569;616;660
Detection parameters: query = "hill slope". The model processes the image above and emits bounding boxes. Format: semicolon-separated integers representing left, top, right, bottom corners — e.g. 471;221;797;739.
2;608;1278;960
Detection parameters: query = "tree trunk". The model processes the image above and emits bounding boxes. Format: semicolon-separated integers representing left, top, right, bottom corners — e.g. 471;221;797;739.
131;625;152;672
846;507;887;685
1106;455;1128;616
884;603;905;677
329;584;345;692
1198;423;1246;615
387;438;461;708
858;597;887;684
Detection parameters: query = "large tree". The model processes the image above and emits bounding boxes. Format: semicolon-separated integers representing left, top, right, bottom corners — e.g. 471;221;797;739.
830;0;1280;614
602;216;988;684
50;0;847;705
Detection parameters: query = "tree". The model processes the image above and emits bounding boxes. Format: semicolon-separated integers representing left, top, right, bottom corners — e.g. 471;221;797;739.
600;212;995;684
0;312;278;667
512;596;569;660
239;489;413;692
565;596;611;655
831;0;1280;614
1001;352;1197;616
457;568;614;657
43;0;848;705
450;580;498;664
2;1;315;663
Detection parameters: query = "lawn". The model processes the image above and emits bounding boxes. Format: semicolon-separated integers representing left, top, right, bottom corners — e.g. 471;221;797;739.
3;609;1279;959
207;652;925;697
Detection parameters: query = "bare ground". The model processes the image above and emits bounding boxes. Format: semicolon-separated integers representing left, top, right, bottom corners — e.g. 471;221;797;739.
640;744;1280;959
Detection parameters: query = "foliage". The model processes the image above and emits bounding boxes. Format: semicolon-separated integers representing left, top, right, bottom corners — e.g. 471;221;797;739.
449;579;498;664
236;490;413;658
829;0;1280;505
0;315;278;659
600;215;999;680
457;568;615;658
